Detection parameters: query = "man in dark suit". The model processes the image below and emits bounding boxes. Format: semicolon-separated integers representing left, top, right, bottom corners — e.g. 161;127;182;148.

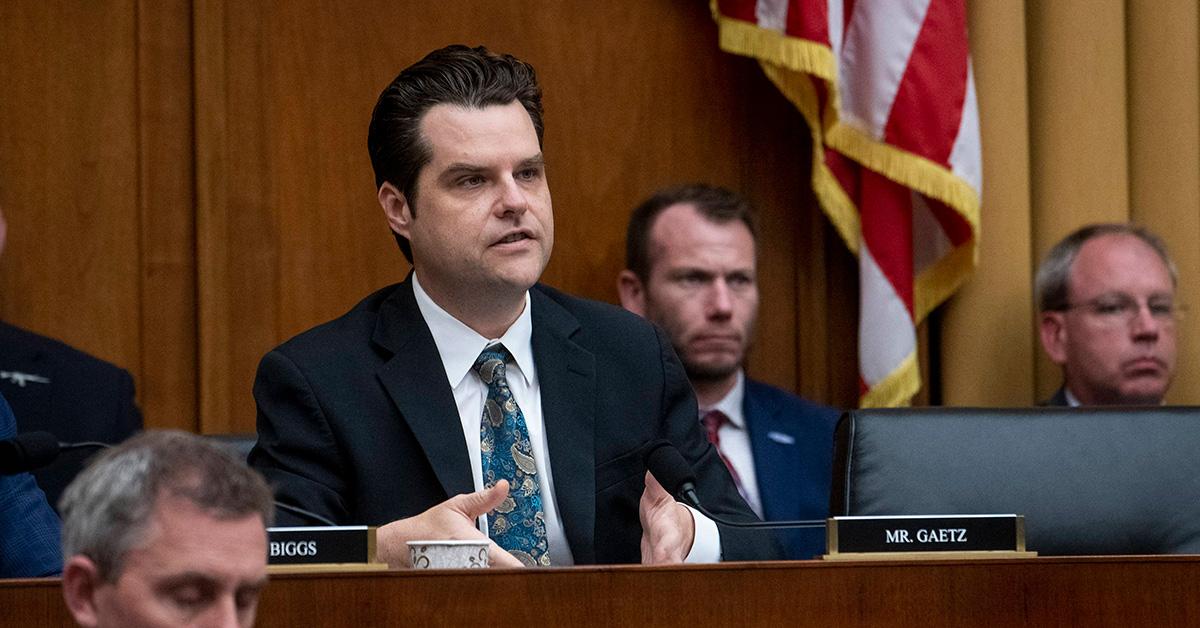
0;391;61;577
0;207;142;510
250;45;777;568
1036;224;1178;406
617;184;840;559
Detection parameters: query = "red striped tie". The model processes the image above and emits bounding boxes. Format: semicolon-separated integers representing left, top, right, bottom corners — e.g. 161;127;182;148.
700;409;748;502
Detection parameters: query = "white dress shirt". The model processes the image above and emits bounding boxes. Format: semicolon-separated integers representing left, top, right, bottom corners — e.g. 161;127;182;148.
412;274;718;564
702;370;764;518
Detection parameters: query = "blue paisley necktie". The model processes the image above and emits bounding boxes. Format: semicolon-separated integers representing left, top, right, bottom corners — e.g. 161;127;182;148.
473;344;550;567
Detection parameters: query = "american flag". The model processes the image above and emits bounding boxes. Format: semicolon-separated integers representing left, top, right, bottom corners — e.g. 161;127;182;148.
714;0;981;407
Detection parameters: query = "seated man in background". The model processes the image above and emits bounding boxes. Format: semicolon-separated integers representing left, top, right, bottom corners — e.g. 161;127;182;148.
1036;224;1179;406
0;390;61;578
0;205;142;509
617;184;840;559
60;430;273;628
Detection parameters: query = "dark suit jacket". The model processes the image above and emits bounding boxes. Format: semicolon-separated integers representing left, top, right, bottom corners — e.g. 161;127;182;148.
0;392;62;577
0;321;142;511
250;278;780;564
744;379;840;559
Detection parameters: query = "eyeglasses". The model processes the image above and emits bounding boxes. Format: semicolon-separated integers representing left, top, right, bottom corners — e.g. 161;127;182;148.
1059;294;1186;326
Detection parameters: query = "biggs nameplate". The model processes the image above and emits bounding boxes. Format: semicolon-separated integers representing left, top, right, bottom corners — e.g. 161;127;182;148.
267;526;378;565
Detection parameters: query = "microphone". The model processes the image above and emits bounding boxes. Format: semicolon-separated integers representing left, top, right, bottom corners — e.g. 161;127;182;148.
273;500;338;527
0;431;338;526
643;440;825;529
0;431;107;475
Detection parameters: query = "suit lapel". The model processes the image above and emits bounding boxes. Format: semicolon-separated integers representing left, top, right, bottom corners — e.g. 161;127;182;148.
744;385;802;521
530;288;596;564
372;279;475;499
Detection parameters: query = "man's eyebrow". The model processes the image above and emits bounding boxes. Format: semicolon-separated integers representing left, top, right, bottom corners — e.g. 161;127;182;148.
156;572;218;590
667;267;714;278
517;154;545;169
240;575;270;590
441;163;488;177
442;154;544;174
156;571;269;591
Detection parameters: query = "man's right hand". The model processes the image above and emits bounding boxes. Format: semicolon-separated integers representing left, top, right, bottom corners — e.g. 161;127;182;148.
376;480;524;568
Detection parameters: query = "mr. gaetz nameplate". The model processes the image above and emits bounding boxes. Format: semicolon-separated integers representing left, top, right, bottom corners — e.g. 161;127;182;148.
825;514;1033;560
267;526;386;570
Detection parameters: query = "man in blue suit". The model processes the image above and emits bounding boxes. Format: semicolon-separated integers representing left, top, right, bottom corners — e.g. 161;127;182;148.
0;391;61;577
0;205;142;511
619;184;841;559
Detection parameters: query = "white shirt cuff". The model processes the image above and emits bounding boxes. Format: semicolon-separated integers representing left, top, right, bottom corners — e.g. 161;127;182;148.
682;504;721;563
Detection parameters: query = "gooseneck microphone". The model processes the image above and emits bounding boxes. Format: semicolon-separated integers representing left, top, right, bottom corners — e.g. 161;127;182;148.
273;501;338;527
0;431;107;475
0;431;338;526
643;440;826;529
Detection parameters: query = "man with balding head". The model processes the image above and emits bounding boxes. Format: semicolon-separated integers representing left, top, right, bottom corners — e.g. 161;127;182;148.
1036;224;1179;406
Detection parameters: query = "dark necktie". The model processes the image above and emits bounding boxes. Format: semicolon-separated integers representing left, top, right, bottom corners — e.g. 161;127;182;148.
701;409;749;503
473;344;550;567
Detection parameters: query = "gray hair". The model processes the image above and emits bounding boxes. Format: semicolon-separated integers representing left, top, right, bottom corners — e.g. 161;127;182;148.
59;430;274;582
1035;223;1178;312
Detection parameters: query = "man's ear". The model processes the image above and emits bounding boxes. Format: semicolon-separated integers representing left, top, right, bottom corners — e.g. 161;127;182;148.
1039;311;1069;366
616;270;647;316
61;555;104;627
378;182;412;240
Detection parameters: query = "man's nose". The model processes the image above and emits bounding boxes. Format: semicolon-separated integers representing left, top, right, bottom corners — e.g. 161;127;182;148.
496;176;530;216
1130;303;1161;339
707;280;734;318
204;596;245;628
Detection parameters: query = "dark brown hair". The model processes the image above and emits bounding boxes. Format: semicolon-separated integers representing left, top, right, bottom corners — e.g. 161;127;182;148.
367;44;544;262
625;184;758;280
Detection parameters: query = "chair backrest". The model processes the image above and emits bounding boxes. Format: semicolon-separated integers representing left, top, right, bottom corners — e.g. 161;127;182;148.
830;406;1200;555
205;433;257;463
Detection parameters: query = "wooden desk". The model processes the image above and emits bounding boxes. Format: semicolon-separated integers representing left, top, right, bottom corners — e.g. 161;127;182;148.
5;556;1200;627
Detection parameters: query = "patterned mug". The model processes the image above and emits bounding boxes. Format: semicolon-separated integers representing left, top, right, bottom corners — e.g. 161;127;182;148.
408;540;490;569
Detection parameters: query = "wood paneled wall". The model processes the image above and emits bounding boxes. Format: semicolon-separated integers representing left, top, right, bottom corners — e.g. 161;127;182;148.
0;1;857;433
0;1;196;432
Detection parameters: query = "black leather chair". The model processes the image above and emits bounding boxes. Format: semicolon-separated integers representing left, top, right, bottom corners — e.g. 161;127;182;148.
205;433;257;463
830;407;1200;555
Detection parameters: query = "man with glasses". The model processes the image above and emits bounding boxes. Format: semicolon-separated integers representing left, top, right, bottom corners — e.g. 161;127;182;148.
1035;224;1180;406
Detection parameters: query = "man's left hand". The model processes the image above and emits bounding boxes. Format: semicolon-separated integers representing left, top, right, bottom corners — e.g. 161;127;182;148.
638;471;695;564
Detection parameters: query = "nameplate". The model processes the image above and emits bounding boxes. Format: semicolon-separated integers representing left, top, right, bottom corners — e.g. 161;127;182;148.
267;526;380;566
826;514;1029;558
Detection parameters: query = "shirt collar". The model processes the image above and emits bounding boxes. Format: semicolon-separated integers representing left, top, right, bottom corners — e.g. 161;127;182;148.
702;370;746;429
411;272;536;388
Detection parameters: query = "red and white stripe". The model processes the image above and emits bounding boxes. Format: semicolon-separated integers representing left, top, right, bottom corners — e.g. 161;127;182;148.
715;0;981;406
